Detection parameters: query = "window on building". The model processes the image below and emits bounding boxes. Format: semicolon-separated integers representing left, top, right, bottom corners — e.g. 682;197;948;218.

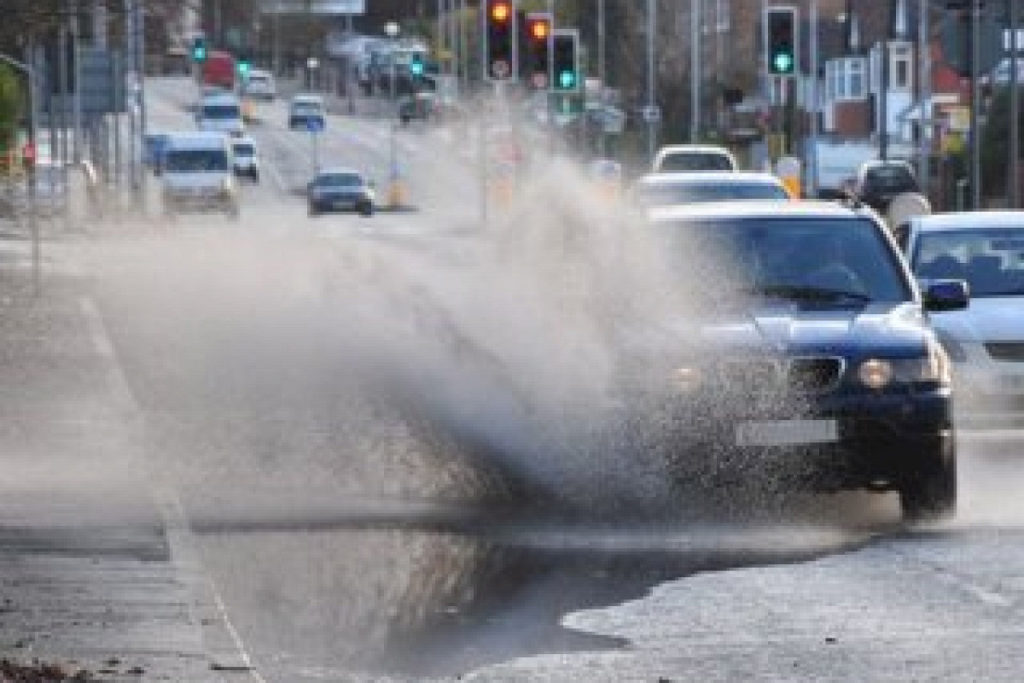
849;59;865;98
893;49;912;89
716;0;730;32
826;58;867;102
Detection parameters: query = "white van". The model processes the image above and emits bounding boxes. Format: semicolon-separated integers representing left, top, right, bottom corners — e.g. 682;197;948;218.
161;132;239;219
196;93;245;137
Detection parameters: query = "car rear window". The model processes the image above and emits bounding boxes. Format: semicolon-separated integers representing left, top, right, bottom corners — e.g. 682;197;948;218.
202;104;241;120
316;173;363;188
864;165;917;192
659;153;734;172
637;181;787;207
164;149;228;172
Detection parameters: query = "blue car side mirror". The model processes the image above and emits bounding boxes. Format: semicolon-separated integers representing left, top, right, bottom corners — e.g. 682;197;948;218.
922;279;970;313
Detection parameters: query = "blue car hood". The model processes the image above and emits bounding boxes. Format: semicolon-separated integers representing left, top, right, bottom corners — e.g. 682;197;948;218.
691;301;932;358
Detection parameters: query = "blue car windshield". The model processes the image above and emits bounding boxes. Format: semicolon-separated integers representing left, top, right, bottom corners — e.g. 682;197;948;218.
660;217;913;305
913;228;1024;297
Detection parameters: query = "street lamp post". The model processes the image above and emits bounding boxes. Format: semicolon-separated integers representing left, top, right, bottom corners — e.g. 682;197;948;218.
384;21;403;209
0;52;40;295
385;21;400;104
306;55;319;91
306;57;320;176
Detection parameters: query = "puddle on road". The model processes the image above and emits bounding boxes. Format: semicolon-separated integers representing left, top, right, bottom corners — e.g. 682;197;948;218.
193;506;885;681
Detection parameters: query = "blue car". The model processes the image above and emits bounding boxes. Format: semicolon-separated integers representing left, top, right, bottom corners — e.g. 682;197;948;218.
624;201;969;520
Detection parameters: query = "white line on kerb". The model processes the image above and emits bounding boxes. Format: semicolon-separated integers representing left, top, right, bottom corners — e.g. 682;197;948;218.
79;296;267;683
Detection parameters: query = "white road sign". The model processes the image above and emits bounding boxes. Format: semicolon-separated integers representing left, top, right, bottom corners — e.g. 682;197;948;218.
262;0;365;15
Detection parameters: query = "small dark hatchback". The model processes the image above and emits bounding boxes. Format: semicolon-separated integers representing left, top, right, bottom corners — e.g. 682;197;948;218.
307;169;375;217
627;201;969;520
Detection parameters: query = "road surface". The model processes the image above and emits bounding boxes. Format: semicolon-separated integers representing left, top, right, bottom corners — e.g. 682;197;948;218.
48;77;1024;682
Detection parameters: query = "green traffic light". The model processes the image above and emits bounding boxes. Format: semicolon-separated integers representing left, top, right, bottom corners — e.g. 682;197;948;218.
193;46;206;62
772;51;794;74
410;59;424;76
558;70;576;90
238;61;251;76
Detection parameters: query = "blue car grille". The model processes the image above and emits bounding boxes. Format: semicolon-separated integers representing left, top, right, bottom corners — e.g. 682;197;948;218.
717;357;845;394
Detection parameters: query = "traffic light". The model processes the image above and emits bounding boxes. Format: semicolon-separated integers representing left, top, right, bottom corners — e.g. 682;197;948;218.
521;12;552;87
191;36;207;63
766;7;796;76
237;58;251;78
485;0;516;80
551;29;579;92
410;52;425;77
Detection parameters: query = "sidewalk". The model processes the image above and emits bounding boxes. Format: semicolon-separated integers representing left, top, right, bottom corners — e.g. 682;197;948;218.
0;237;251;681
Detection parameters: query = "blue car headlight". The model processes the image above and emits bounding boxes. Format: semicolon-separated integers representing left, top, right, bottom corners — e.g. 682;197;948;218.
858;341;951;390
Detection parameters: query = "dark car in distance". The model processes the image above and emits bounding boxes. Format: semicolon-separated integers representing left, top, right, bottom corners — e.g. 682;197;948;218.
623;201;969;521
854;160;920;214
307;169;375;217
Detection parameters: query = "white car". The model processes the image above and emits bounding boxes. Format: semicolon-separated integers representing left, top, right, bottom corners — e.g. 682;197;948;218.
651;144;738;173
161;132;239;219
242;69;276;101
633;171;791;208
896;211;1024;431
196;93;245;137
231;137;260;182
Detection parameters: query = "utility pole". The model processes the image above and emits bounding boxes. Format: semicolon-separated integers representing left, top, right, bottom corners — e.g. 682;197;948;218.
809;0;819;198
214;0;223;48
2;50;40;293
690;0;700;142
72;0;82;164
124;0;136;196
1010;0;1020;208
134;0;147;206
970;0;981;209
597;0;606;156
58;19;70;211
459;0;467;95
273;4;281;76
880;1;890;161
437;0;445;76
449;0;459;82
647;0;657;161
918;0;930;197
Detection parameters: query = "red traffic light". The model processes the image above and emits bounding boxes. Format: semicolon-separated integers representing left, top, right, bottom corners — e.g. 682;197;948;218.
528;17;551;41
490;1;511;23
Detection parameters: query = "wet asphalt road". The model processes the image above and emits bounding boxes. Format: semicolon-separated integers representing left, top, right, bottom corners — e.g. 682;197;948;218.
69;78;1024;681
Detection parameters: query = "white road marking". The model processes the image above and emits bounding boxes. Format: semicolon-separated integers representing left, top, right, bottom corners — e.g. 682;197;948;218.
79;296;268;683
